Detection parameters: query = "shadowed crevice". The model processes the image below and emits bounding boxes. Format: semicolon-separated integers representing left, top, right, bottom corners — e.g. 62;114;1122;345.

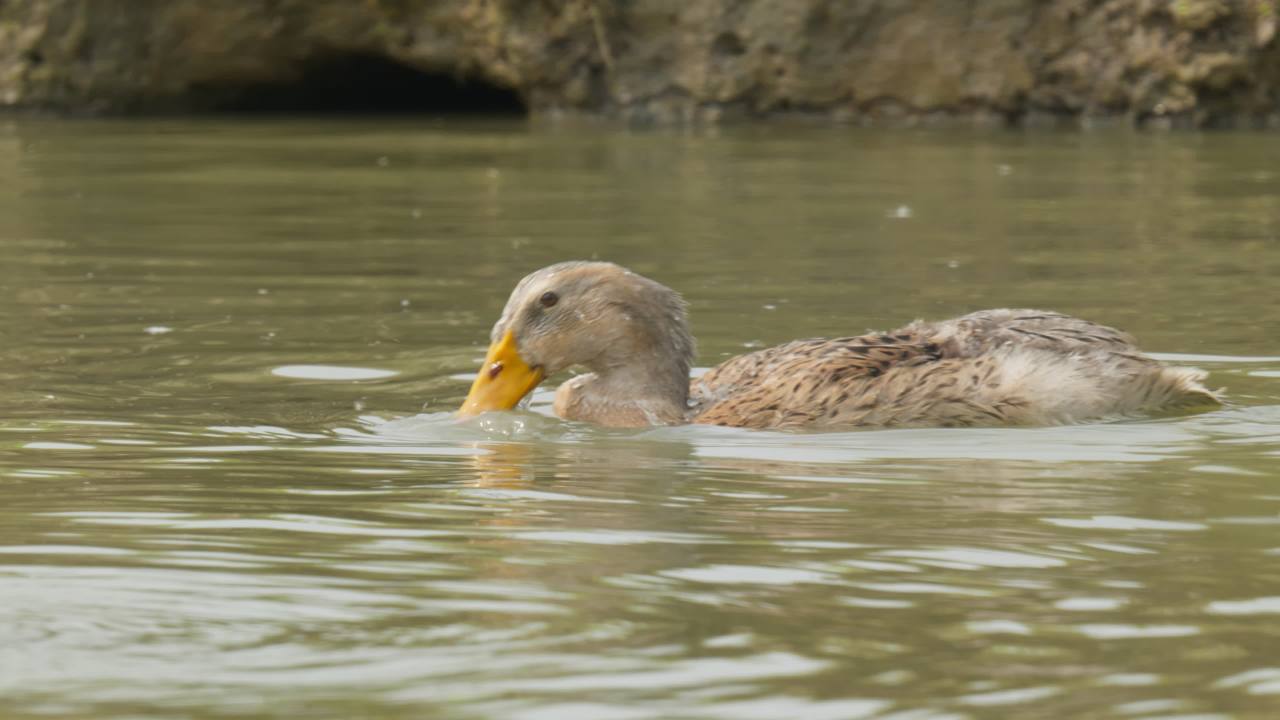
201;52;525;115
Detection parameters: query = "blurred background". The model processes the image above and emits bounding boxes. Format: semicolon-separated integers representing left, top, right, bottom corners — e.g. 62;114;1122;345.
3;1;1279;127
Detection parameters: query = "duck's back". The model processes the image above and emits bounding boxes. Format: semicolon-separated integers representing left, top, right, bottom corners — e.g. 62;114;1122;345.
690;309;1219;429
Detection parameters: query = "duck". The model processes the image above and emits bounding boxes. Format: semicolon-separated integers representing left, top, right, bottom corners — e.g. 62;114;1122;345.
458;261;1220;429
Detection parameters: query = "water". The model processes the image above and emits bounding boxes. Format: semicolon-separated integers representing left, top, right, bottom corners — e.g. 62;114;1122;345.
2;117;1279;719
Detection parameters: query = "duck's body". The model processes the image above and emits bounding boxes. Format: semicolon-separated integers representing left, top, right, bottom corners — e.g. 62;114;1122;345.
690;309;1216;429
459;262;1219;429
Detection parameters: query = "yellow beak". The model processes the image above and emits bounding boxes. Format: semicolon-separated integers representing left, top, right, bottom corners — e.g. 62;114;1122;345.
458;330;545;418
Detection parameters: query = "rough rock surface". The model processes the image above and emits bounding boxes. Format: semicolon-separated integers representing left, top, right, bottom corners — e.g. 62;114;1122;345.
2;0;1278;126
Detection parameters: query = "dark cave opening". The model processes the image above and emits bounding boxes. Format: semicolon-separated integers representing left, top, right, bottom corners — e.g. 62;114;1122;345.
205;52;525;115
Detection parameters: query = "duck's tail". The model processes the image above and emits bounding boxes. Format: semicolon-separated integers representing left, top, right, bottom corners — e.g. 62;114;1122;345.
1155;366;1224;410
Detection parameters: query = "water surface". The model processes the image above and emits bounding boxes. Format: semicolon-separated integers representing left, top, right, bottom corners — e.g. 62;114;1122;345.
2;118;1279;719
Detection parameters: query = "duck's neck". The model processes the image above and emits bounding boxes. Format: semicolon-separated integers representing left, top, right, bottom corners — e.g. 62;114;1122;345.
554;354;691;427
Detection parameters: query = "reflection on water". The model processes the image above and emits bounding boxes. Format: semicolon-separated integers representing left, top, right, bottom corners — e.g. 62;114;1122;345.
1;118;1279;719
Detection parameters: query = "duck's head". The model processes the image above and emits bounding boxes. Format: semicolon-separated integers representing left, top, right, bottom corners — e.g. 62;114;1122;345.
458;261;694;422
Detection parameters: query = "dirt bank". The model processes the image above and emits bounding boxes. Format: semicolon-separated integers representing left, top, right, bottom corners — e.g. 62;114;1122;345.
3;0;1278;127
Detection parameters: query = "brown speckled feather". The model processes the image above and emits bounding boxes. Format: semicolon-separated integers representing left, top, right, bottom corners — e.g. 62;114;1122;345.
690;309;1219;429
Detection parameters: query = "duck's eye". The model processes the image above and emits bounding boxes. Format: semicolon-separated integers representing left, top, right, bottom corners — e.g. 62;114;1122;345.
539;291;559;308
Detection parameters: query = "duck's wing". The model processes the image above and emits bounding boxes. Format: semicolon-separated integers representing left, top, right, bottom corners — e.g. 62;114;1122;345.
916;309;1139;357
922;309;1219;412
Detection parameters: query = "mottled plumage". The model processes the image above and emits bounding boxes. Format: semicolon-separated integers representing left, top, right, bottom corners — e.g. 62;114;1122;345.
691;309;1219;429
461;263;1221;429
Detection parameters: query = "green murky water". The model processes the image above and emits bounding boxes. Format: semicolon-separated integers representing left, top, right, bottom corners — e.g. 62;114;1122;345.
2;118;1279;719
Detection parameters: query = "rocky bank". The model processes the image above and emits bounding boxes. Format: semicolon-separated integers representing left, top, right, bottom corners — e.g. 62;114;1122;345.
2;0;1278;127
